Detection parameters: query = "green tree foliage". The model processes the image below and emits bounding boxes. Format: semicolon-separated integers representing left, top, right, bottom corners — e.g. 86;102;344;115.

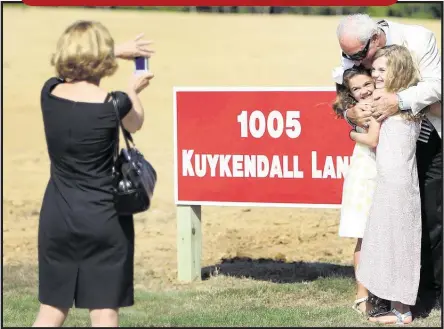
80;4;442;19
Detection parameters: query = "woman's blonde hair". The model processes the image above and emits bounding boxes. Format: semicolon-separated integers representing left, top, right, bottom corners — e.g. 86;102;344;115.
373;44;425;121
51;20;118;82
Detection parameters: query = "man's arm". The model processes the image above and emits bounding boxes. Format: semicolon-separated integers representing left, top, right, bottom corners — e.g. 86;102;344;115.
397;29;441;115
429;101;441;117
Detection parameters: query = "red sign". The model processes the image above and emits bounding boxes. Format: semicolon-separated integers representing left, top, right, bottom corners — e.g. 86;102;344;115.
174;88;355;208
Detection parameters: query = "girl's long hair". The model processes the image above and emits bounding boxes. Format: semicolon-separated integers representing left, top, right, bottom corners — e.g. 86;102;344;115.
373;44;426;122
332;65;372;118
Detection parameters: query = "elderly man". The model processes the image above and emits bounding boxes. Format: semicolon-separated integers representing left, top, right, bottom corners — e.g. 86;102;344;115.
333;14;442;316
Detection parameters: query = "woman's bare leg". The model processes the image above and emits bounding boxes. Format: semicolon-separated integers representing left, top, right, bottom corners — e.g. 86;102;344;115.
32;304;69;327
89;308;119;327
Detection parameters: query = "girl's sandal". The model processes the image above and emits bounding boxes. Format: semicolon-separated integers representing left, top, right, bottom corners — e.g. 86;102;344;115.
352;296;370;316
369;308;413;325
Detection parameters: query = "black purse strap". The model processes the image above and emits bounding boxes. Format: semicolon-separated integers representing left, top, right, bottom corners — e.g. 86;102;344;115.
109;92;135;155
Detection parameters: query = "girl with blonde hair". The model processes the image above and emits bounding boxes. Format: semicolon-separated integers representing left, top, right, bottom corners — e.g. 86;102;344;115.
355;44;429;325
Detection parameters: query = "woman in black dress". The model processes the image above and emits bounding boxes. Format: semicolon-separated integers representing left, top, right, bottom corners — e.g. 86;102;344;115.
33;20;154;327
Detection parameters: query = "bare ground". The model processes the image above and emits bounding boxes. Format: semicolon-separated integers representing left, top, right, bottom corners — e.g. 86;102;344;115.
2;6;442;290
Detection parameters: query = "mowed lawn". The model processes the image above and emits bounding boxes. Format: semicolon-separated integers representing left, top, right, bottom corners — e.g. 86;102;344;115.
2;5;442;328
3;265;441;327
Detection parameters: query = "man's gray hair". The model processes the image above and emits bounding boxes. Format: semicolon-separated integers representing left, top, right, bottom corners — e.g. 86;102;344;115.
336;14;380;44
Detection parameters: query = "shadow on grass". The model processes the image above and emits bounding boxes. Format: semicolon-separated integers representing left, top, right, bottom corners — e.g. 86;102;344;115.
202;257;354;283
202;257;441;320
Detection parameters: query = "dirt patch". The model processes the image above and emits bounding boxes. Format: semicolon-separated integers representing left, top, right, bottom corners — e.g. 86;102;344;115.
3;7;441;289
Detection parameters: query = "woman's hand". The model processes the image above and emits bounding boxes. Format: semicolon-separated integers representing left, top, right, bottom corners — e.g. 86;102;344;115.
124;72;154;133
129;72;154;95
115;33;155;60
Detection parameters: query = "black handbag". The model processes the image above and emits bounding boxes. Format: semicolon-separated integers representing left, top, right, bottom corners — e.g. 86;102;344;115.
110;92;157;215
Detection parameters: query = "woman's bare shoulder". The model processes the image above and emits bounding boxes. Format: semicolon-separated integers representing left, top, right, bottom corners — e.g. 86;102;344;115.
51;83;109;104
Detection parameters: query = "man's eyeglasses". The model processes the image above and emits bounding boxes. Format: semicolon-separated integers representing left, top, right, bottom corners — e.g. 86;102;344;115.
342;38;371;61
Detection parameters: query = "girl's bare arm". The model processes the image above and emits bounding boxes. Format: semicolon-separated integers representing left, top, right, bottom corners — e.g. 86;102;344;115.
350;116;381;148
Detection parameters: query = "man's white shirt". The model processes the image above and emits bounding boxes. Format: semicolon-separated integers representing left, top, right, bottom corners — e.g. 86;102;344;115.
333;19;442;139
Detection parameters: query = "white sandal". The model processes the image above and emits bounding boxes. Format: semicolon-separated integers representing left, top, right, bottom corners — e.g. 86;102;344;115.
352;296;369;315
369;308;413;325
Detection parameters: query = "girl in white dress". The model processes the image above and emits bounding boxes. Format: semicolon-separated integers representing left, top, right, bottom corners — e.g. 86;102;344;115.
355;45;429;325
332;66;381;315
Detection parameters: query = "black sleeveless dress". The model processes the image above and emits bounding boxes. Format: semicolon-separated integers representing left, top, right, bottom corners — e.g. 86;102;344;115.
38;77;135;309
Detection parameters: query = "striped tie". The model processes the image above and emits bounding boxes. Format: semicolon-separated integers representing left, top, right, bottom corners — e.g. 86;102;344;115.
418;118;433;143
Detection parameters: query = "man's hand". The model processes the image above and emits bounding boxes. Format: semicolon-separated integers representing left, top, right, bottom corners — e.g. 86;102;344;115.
115;33;154;60
371;89;399;122
347;102;373;128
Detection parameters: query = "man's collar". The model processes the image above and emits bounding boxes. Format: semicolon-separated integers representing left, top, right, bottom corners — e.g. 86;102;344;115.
377;19;392;46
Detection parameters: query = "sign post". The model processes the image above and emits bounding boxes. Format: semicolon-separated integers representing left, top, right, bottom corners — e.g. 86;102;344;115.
176;204;202;282
173;87;355;282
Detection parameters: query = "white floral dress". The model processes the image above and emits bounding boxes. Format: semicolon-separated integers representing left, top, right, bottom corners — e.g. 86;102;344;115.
339;127;377;239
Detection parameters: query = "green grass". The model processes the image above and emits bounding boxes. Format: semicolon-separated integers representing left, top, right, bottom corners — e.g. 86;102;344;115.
2;265;442;327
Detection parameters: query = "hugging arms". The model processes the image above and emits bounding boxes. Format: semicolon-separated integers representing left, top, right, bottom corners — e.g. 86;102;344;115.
343;27;441;128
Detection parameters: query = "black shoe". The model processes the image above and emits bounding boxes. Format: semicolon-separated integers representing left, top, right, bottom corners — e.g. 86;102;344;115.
412;291;436;319
368;295;391;317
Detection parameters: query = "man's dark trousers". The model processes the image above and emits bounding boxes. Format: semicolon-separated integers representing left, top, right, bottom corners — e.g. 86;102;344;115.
416;128;442;310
